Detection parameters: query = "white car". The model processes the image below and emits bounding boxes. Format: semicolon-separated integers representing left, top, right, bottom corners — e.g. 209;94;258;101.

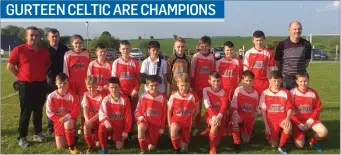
1;49;5;56
130;48;144;60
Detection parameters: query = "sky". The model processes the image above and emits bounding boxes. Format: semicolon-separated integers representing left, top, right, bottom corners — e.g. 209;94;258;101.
1;1;340;40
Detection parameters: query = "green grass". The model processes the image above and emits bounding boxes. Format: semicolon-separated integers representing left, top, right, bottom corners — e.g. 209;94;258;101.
1;62;340;154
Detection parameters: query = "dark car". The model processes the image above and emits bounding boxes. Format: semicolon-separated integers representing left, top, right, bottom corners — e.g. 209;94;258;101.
213;47;224;60
312;49;328;60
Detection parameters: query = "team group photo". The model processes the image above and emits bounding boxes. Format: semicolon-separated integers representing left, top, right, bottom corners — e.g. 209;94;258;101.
1;1;340;154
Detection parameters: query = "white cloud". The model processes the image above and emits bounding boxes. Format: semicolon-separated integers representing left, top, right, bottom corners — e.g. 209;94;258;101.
316;1;340;12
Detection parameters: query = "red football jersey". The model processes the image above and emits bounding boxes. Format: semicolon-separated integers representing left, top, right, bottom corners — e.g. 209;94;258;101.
112;57;140;96
190;52;216;90
63;50;91;80
243;48;275;80
87;60;112;88
46;90;80;122
231;86;259;118
168;91;199;123
81;91;105;119
259;88;292;121
290;87;322;125
202;87;229;119
99;94;132;133
135;92;167;129
216;57;243;93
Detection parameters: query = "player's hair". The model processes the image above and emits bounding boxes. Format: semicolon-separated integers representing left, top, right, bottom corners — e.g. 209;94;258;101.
176;73;189;83
148;40;160;49
242;70;255;79
108;77;120;85
56;73;68;82
174;37;186;44
120;40;131;46
26;26;39;32
198;36;211;46
146;75;160;85
289;21;302;28
95;43;106;50
209;71;221;79
223;41;234;48
46;28;59;37
85;75;98;85
253;30;266;38
295;72;310;80
269;70;282;79
70;34;84;42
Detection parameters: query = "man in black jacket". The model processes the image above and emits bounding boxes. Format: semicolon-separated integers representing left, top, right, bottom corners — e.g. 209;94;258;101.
45;28;69;134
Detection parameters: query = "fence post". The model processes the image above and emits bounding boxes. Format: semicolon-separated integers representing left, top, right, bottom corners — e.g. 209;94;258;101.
336;45;339;62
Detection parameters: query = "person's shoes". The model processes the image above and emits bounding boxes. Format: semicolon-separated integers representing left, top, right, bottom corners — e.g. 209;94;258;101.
69;146;78;154
86;147;95;154
140;151;145;154
32;133;47;142
209;148;217;154
192;129;200;136
277;147;288;154
234;144;241;153
310;143;323;152
18;137;30;148
100;148;108;154
180;149;188;154
174;149;181;154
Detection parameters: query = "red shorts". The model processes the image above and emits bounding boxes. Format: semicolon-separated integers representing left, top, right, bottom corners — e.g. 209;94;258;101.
239;115;255;136
205;117;227;135
99;123;125;142
266;119;284;141
138;120;160;145
87;120;100;134
253;78;269;95
194;89;203;101
54;122;66;136
293;120;321;141
69;79;87;96
171;120;192;144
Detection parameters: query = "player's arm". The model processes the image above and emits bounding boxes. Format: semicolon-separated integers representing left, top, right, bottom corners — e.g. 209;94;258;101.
166;61;172;84
111;60;117;77
190;55;197;88
167;96;174;127
259;93;270;134
99;98;109;123
305;42;312;68
231;89;240;122
268;50;275;77
123;97;132;138
81;95;90;122
69;96;81;120
63;53;70;77
160;97;168;134
274;41;284;70
45;95;60;122
133;61;141;95
307;91;322;127
203;89;218;117
217;94;229;121
87;61;93;76
7;48;19;77
135;96;145;122
243;51;250;71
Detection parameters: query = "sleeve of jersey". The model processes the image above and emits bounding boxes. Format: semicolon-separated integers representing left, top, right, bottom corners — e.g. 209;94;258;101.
203;89;218;117
87;61;93;76
160;95;167;130
133;60;141;92
231;89;239;113
259;92;267;111
166;61;172;83
70;95;80;119
81;95;88;108
134;96;144;121
8;47;19;65
111;60;117;77
46;94;60;122
310;90;322;121
190;55;197;87
63;53;70;77
99;98;110;123
124;97;133;133
284;91;293;112
219;94;229;115
243;52;250;71
268;49;275;70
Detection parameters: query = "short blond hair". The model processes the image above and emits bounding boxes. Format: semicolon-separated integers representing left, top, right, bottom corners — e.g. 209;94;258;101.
176;73;189;84
85;75;97;85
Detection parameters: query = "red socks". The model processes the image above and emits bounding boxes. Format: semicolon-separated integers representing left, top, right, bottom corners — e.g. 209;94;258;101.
138;137;147;152
309;135;321;144
232;131;241;144
65;129;75;146
84;133;95;148
209;133;217;152
279;132;290;147
171;136;180;150
98;124;108;149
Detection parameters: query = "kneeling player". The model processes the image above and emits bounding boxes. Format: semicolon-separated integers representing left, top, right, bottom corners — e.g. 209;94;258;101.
98;77;132;154
231;70;259;145
290;72;328;152
46;73;80;154
82;76;105;153
168;73;200;153
259;70;293;154
135;75;167;154
202;72;229;154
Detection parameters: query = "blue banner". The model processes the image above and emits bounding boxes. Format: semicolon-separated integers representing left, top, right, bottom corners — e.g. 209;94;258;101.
1;1;224;19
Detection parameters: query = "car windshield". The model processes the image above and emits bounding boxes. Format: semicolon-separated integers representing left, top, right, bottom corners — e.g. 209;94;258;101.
131;49;140;53
313;49;322;54
214;47;224;51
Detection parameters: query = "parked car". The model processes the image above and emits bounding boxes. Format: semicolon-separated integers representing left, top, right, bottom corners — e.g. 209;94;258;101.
312;49;328;60
130;48;144;61
213;46;224;60
1;49;5;56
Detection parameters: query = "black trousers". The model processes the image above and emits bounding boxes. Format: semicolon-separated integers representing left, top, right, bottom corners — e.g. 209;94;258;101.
46;77;57;131
17;81;47;139
283;75;296;90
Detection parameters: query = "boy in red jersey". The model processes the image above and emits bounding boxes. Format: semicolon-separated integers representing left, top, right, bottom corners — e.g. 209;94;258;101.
46;73;80;154
216;41;243;98
168;73;200;154
98;77;132;154
259;70;292;154
230;70;259;150
290;72;328;152
243;31;275;95
87;43;112;95
202;72;229;154
81;76;105;153
63;35;91;134
135;75;167;154
191;36;216;135
112;40;140;140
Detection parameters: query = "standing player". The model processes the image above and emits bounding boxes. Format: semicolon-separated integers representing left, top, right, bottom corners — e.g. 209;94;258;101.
46;73;80;154
87;43;112;95
230;70;259;146
191;36;216;135
112;40;140;140
63;34;91;134
202;72;229;154
243;31;275;95
290;72;328;152
259;70;292;154
82;76;105;153
216;41;243;98
98;77;132;154
168;73;200;153
135;75;167;154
